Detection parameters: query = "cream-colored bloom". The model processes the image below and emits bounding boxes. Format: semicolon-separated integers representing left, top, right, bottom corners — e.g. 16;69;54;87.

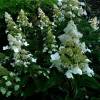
65;70;73;79
89;17;99;30
71;66;82;75
5;12;12;21
58;34;70;43
24;41;29;46
82;64;94;77
3;46;9;50
12;46;19;53
51;52;60;61
80;2;85;6
31;58;37;63
64;20;82;38
85;59;91;63
80;42;91;53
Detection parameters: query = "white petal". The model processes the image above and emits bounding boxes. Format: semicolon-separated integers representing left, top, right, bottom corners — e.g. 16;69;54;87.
58;34;70;43
65;70;73;79
24;42;29;46
86;48;91;53
5;12;12;21
51;52;60;61
71;67;82;75
82;64;94;77
32;58;37;63
12;47;19;53
85;59;91;63
43;47;48;52
75;32;83;38
3;46;9;50
80;2;85;6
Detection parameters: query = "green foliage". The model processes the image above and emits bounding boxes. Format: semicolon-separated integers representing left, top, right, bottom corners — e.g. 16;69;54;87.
0;65;9;76
0;53;6;61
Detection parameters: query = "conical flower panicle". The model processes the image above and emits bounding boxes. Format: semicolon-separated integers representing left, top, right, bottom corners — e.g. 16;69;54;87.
5;12;23;53
17;9;32;27
5;12;13;22
38;8;51;27
5;12;22;36
0;10;38;97
5;11;36;74
53;4;64;23
58;20;82;45
58;20;94;78
46;29;57;51
38;8;57;53
63;20;83;38
59;20;91;53
61;0;86;18
5;12;29;52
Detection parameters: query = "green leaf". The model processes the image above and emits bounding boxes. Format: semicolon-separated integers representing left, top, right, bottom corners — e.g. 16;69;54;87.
43;0;57;5
0;65;9;76
0;53;6;61
75;75;100;90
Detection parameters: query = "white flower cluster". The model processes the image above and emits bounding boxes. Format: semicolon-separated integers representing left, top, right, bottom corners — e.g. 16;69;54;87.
59;20;91;53
38;8;50;29
17;9;32;27
51;52;60;61
38;8;58;53
58;20;94;78
58;20;82;44
65;64;94;79
0;72;20;97
89;17;99;30
3;45;9;50
0;11;39;97
61;0;87;18
53;4;65;22
0;3;95;97
5;12;37;72
80;42;91;53
58;0;62;6
5;12;13;22
14;50;37;69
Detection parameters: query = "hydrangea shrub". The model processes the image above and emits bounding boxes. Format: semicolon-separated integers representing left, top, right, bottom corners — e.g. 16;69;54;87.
0;0;95;98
